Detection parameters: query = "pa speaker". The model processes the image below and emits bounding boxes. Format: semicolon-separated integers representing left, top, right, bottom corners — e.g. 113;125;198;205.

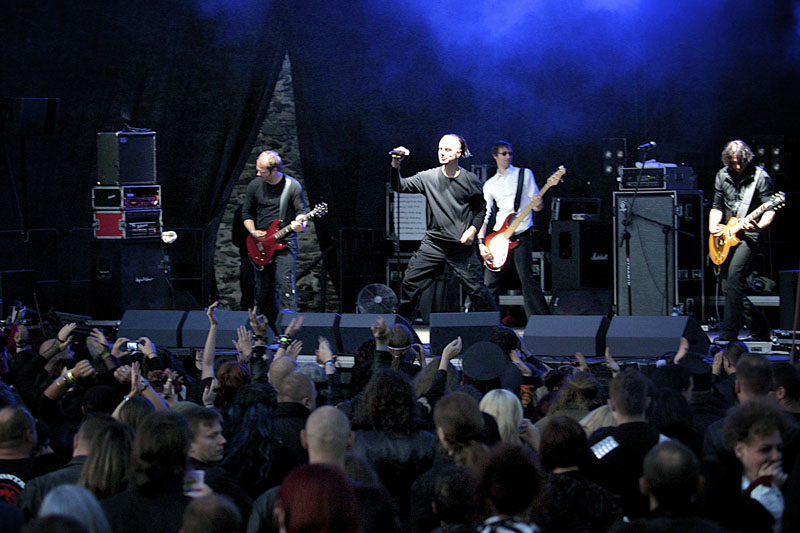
429;312;501;355
277;311;341;354
605;315;709;359
338;314;418;355
524;315;609;357
780;270;799;331
181;309;269;349
118;310;187;348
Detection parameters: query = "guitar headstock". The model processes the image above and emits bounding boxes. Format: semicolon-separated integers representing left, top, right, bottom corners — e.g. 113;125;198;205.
308;203;329;219
547;166;566;186
767;192;786;211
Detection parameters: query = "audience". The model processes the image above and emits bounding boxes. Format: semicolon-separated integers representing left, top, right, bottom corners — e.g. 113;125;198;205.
4;309;800;533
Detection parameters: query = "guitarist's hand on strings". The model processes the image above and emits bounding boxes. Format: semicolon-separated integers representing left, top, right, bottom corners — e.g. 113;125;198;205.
250;229;267;242
478;242;492;262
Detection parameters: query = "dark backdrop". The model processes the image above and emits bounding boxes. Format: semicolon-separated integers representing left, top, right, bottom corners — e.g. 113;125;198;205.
1;0;798;318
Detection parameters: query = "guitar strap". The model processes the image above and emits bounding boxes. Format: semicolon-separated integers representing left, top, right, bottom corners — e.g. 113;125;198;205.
513;168;525;212
278;176;297;223
735;169;761;219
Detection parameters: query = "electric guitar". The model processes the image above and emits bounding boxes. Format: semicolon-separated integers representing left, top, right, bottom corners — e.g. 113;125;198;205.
483;166;566;272
246;203;328;267
708;192;785;266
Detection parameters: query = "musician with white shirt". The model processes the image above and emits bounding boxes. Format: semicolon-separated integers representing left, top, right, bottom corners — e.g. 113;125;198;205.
478;141;550;317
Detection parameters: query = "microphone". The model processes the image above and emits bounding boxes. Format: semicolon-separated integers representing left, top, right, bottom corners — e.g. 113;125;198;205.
389;150;405;156
637;141;657;151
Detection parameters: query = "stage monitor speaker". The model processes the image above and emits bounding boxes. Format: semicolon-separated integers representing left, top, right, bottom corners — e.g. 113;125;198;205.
779;270;799;331
97;131;157;185
605;315;709;359
338;314;419;355
550;288;613;316
277;311;341;354
429;312;501;355
181;310;270;349
551;220;612;290
118;310;187;348
523;315;609;357
0;270;35;318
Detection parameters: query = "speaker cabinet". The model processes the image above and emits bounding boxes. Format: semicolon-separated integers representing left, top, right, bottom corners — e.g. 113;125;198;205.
97;131;157;185
613;191;704;318
181;309;267;349
524;315;609;357
277;311;341;354
780;270;799;330
605;315;709;359
118;310;187;348
551;220;612;290
0;270;35;317
338;314;419;355
429;312;501;355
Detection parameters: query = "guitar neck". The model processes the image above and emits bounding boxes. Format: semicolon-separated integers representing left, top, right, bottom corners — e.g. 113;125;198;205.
735;203;770;232
504;182;555;236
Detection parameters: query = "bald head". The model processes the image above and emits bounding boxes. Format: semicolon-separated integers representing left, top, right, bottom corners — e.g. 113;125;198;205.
0;406;36;456
278;372;315;409
269;357;299;389
303;406;352;463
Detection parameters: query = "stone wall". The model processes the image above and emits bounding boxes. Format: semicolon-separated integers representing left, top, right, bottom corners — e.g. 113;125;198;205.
214;55;339;312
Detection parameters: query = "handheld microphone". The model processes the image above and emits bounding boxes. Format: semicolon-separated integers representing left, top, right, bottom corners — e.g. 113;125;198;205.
637;141;657;151
389;150;405;156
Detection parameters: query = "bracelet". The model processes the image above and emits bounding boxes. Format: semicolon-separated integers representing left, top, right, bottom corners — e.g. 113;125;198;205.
477;238;485;244
278;334;292;347
123;395;131;403
66;370;76;384
57;336;67;343
324;360;335;366
100;351;111;360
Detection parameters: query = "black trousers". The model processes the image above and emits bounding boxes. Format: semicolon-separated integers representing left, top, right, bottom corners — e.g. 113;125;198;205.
719;232;770;339
253;242;297;333
398;236;497;322
484;229;550;316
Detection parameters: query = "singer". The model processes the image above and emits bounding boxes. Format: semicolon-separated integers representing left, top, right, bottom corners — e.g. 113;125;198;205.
388;134;498;322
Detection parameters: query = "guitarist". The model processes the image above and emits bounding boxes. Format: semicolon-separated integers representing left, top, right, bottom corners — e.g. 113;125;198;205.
709;140;775;342
242;150;307;332
478;141;550;317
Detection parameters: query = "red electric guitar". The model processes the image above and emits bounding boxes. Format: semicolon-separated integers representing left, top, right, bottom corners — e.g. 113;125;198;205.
246;203;328;268
483;166;565;272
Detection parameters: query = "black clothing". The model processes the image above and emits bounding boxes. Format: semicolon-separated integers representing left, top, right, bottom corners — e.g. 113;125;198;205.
0;458;33;504
188;457;252;522
711;163;774;340
242;174;306;330
542;470;623;533
15;455;86;521
484;227;550;316
102;488;191;533
391;166;496;321
269;402;310;484
612;509;729;533
588;421;662;519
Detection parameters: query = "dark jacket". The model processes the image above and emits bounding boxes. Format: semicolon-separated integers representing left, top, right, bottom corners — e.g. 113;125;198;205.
15;455;86;521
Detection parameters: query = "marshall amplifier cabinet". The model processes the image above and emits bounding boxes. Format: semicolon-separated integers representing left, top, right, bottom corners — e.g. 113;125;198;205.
618;167;696;190
551;220;612;290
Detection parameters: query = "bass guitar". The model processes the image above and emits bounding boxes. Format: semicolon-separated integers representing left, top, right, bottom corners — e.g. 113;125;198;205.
483;166;565;272
246;203;328;268
708;192;785;266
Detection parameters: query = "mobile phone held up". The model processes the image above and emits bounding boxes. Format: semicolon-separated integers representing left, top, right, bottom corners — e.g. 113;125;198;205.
126;341;140;352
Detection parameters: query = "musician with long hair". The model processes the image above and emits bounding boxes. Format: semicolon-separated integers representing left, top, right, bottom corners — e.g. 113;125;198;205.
709;140;776;342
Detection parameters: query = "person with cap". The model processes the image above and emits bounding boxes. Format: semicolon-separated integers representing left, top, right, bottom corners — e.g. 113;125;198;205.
460;341;524;397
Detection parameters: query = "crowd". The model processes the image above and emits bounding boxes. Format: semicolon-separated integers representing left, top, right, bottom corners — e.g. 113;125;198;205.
1;304;799;533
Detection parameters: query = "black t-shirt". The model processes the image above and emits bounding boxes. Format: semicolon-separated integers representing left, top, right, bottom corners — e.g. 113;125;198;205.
0;457;33;504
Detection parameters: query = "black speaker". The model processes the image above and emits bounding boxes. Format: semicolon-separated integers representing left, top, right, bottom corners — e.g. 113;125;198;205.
277;311;341;354
524;315;609;357
551;220;612;290
550;288;613;316
118;310;187;348
613;191;704;318
97;131;157;185
605;316;710;359
779;270;799;331
0;270;35;317
429;312;501;355
181;309;269;349
338;314;419;355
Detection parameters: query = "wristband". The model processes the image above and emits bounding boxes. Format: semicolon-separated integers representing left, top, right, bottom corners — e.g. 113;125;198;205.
324;360;335;367
278;334;292;347
57;336;67;343
66;370;76;384
100;351;111;360
477;238;485;245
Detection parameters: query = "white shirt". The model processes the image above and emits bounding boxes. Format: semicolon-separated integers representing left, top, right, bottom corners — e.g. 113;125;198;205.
483;164;540;234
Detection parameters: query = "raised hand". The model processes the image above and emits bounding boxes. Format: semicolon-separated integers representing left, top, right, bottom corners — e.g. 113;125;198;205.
371;317;389;346
249;306;268;338
207;301;220;327
232;325;253;363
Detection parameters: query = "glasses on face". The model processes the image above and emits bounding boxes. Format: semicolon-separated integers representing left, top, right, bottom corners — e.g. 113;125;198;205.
497;151;513;156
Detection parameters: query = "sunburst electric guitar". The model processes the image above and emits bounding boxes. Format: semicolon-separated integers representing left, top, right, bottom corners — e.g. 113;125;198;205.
483;166;565;272
246;203;328;268
708;192;785;266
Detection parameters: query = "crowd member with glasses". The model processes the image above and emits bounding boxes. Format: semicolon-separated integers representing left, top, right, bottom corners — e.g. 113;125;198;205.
478;141;551;317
